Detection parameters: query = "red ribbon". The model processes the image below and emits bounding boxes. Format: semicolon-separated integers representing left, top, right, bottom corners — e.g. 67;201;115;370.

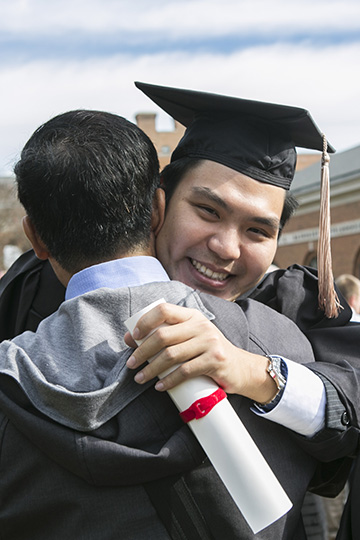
179;388;227;423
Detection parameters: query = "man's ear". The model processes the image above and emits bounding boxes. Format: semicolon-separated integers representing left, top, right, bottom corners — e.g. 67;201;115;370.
22;216;50;260
151;188;166;236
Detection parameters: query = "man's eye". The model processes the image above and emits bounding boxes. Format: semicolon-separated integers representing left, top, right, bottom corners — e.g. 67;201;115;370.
249;227;269;238
198;205;219;217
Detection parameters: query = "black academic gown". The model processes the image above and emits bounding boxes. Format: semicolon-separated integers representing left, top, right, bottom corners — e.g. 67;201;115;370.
0;250;65;340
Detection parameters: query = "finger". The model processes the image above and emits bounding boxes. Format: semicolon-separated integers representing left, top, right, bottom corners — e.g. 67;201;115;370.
126;317;210;370
135;340;215;386
153;354;213;391
133;335;207;381
133;303;198;340
124;331;138;349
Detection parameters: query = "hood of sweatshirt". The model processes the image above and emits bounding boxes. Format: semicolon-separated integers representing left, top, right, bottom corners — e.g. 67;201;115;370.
0;281;252;486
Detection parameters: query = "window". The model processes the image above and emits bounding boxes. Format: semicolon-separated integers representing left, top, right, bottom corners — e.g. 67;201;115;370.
160;145;171;156
353;248;360;278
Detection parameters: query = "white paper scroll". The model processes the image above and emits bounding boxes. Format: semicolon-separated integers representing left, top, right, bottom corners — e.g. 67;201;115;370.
125;299;292;533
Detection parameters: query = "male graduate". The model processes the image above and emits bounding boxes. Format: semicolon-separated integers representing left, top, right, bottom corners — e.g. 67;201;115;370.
113;82;358;427
0;108;358;540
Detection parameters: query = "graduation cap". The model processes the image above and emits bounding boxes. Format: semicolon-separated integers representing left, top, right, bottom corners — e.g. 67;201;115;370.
135;81;335;191
135;81;341;318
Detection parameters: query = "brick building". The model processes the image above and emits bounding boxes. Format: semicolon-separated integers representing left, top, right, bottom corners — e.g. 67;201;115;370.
135;113;185;170
275;144;360;279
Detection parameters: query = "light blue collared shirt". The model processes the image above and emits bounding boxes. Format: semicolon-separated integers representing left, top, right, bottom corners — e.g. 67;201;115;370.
66;256;169;301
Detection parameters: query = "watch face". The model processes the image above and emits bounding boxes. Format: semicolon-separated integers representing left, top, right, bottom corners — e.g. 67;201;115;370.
267;356;286;390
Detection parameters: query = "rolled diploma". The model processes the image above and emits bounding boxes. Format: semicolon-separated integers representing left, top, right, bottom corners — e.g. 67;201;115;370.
125;299;292;534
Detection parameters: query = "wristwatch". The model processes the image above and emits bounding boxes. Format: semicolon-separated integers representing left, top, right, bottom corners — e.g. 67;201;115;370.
257;355;287;409
267;355;286;394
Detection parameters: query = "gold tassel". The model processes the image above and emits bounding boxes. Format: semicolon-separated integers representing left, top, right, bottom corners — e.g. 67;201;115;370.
317;135;341;318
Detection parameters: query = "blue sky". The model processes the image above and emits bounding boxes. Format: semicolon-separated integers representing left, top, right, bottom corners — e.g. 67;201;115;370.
1;0;360;175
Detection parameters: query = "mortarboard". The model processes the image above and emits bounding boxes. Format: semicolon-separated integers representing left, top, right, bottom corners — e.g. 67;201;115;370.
135;81;334;191
135;80;341;318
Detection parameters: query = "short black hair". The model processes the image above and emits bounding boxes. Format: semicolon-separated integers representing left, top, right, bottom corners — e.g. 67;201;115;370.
161;157;298;233
15;110;160;273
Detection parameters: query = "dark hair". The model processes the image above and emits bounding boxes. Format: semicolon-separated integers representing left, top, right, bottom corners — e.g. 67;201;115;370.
280;191;298;233
161;157;298;234
15;110;160;273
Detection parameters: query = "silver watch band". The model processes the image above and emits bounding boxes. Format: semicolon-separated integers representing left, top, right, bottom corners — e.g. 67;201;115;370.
258;355;287;406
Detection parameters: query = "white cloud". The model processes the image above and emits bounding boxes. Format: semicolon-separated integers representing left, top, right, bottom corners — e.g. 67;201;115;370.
1;0;360;174
1;0;360;38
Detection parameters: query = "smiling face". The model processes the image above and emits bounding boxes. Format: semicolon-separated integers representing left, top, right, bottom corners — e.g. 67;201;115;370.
156;160;285;301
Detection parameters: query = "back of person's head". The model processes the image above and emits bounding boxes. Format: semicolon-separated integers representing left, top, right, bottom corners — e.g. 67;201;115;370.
160;157;298;233
335;274;360;304
15;110;160;273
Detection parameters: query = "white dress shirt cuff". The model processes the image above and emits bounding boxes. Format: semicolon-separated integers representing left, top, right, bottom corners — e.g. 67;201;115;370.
252;358;326;437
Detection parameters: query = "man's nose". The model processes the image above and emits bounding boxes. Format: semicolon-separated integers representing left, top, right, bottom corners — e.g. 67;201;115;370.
207;229;241;261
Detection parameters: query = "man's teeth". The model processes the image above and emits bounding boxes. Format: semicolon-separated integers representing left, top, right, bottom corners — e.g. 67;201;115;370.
191;259;228;281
